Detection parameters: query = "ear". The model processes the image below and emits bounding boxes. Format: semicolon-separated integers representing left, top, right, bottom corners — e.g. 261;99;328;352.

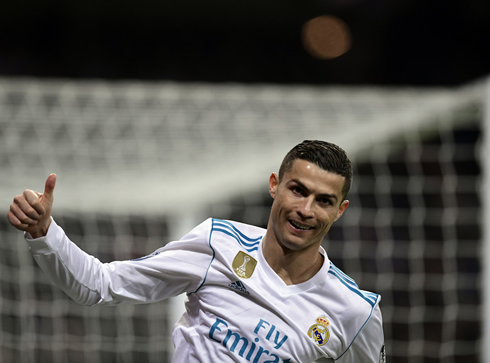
269;172;279;199
334;200;349;221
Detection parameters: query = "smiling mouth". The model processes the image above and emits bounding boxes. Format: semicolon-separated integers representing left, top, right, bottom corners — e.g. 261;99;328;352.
289;220;314;231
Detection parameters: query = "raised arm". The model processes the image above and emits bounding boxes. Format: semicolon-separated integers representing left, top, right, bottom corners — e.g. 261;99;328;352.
7;177;215;306
7;173;57;238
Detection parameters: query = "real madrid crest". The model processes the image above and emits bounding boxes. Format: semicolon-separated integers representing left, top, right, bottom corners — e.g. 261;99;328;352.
308;316;331;346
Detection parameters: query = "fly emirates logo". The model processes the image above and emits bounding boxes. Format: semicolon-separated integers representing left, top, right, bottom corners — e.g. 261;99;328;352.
209;318;292;362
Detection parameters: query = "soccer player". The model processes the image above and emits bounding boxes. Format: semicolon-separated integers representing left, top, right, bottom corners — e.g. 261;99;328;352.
7;140;385;363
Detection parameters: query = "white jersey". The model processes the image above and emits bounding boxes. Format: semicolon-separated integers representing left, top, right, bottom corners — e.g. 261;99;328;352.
26;218;385;363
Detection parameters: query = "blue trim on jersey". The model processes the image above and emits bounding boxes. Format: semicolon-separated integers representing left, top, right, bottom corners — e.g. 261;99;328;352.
334;304;376;361
214;220;262;242
330;266;359;289
212;219;262;253
130;251;161;261
328;262;379;307
193;219;261;293
192;222;217;294
330;263;356;283
328;262;380;361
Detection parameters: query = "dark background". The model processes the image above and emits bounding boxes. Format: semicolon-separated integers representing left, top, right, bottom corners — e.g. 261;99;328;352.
1;0;489;86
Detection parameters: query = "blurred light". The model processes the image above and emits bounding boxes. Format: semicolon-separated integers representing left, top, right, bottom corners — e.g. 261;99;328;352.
302;15;352;60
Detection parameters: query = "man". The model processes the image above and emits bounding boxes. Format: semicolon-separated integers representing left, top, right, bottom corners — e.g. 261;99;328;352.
7;140;385;362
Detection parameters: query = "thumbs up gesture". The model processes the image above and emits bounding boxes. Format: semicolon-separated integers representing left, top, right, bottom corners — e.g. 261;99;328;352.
7;174;57;238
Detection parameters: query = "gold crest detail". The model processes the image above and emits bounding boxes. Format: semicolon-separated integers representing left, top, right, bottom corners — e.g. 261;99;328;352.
232;251;257;279
308;316;330;346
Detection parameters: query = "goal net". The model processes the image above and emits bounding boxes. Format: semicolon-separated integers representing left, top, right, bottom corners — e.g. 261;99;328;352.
0;77;487;362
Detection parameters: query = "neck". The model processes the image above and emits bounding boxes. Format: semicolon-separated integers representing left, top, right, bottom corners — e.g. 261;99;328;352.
261;234;325;286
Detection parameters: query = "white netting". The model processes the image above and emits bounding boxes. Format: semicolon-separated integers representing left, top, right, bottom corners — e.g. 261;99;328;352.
0;77;486;362
0;79;483;215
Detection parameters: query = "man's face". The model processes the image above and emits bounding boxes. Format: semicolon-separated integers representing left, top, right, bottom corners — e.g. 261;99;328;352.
268;159;349;252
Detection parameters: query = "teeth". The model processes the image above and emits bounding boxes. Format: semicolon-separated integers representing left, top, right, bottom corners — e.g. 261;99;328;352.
290;221;312;230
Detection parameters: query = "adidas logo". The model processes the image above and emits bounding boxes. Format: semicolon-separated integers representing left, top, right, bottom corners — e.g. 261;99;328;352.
228;280;250;295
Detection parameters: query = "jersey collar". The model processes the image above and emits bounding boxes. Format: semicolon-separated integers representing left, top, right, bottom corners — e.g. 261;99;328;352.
257;242;331;296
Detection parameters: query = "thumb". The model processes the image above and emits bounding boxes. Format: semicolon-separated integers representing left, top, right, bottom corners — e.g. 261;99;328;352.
43;173;57;201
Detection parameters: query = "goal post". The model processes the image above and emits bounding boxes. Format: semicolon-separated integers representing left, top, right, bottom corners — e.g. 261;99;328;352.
481;77;490;363
0;77;487;362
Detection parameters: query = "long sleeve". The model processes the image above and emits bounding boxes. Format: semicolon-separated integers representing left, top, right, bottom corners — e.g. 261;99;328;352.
25;218;214;306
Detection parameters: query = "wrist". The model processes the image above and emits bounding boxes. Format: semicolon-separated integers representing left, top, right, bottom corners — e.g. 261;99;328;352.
30;219;51;239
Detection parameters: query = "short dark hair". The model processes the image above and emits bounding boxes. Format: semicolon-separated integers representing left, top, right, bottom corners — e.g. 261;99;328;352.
278;140;353;199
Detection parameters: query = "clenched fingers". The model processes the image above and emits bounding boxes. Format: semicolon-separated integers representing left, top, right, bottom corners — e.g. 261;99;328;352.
9;201;39;227
7;208;29;231
23;190;45;216
11;192;44;221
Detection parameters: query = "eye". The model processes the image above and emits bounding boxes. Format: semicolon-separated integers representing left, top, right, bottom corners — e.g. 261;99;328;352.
318;197;332;206
291;186;304;196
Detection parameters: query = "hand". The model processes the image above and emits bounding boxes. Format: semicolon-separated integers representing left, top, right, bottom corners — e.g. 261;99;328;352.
7;174;57;238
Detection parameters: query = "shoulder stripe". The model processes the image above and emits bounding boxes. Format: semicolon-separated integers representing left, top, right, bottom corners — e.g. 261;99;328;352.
329;267;359;290
362;291;379;300
328;262;379;308
213;219;263;242
328;269;377;307
329;262;382;361
212;219;262;252
330;263;356;284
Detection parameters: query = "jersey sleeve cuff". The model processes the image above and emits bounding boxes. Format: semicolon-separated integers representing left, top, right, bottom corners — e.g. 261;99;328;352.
25;218;64;255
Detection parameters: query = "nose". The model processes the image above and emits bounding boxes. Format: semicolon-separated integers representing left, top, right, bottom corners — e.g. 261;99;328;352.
297;196;314;218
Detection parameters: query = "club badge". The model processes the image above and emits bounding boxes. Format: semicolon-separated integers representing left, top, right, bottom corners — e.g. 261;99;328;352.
308;316;331;346
232;251;257;279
